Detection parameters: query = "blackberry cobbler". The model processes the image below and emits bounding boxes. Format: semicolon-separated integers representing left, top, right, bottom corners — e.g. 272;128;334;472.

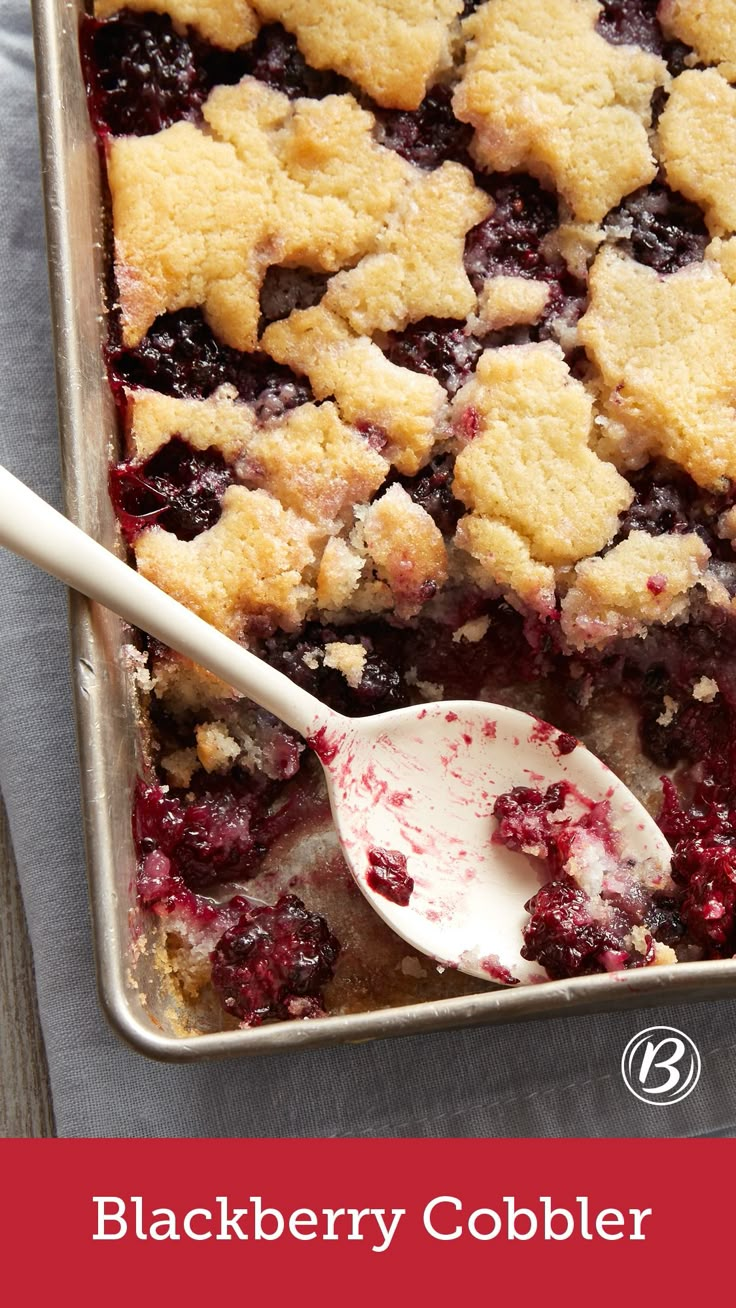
83;0;736;1029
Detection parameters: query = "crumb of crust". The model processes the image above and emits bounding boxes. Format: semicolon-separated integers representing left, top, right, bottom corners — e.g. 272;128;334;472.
706;236;736;282
474;275;550;332
124;643;155;693
316;536;365;610
451;344;633;609
692;675;719;703
658;0;736;83
629;924;677;967
657;694;679;727
453;0;667;223
718;503;736;540
134;485;319;636
323;163;490;335
247;401;388;527
452;614;490;643
94;0;260;48
363;484;448;618
126;385;255;462
109;81;411;350
579;248;736;489
250;0;463;109
262;305;445;475
542;222;605;281
560;530;710;650
160;746;199;788
323;641;367;688
658;70;736;235
195;720;242;773
151;648;241;713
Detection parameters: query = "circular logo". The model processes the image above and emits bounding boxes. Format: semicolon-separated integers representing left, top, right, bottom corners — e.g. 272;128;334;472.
621;1026;701;1105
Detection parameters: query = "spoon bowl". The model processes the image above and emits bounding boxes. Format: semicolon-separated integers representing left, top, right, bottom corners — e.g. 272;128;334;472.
0;464;673;983
317;700;672;984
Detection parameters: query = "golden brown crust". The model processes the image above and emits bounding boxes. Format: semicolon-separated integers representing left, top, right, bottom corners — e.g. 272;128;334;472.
451;344;633;608
323;163;490;334
110;82;411;349
134;485;319;636
262;306;445;475
658;0;736;82
454;0;666;222
94;0;259;49
363;484;448;618
250;0;464;108
579;247;736;488
561;531;710;650
658;70;736;235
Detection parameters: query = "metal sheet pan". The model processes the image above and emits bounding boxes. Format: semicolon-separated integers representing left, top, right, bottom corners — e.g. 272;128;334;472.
30;0;736;1061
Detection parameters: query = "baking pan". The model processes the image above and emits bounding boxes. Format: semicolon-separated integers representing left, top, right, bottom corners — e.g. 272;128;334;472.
30;0;736;1060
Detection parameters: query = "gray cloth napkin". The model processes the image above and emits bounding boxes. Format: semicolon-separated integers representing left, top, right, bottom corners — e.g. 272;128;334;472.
2;1;736;1140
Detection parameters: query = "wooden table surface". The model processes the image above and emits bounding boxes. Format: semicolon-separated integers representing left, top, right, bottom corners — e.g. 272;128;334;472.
0;799;55;1137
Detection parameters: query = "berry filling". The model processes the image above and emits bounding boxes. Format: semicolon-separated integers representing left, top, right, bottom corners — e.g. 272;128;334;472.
605;184;710;275
376;86;473;171
660;774;736;955
493;783;662;978
109;309;312;415
210;893;340;1025
394;455;465;538
596;0;664;55
264;624;410;717
110;437;234;543
81;11;249;139
134;775;303;892
241;24;350;100
366;847;414;906
384;319;483;396
464;176;561;289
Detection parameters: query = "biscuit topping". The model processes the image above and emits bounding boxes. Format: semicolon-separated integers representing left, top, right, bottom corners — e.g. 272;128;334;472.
94;0;259;51
452;344;633;606
262;306;445;474
323;163;490;334
249;0;464;108
134;485;319;635
561;530;710;649
658;0;736;83
454;0;667;222
580;247;736;488
658;70;736;235
110;81;411;349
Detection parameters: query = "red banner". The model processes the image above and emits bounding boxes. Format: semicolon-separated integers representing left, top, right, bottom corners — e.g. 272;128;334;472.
0;1139;725;1302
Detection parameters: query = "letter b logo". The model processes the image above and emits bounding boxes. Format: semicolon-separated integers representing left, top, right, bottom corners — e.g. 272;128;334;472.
621;1026;701;1105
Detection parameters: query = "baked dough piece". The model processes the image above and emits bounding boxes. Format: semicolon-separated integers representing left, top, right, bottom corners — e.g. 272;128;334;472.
323;163;490;334
475;276;550;332
94;0;259;49
658;70;736;235
250;0;464;109
579;248;736;488
109;82;411;349
362;484;448;618
454;0;666;222
126;386;256;462
243;402;389;527
452;344;633;611
134;485;319;635
658;0;736;83
561;531;710;650
262;306;445;475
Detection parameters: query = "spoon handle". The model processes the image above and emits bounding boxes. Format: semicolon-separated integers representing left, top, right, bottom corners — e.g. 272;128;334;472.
0;464;336;740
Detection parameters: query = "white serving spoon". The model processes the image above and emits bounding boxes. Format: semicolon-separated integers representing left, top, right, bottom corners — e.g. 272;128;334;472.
0;465;673;983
